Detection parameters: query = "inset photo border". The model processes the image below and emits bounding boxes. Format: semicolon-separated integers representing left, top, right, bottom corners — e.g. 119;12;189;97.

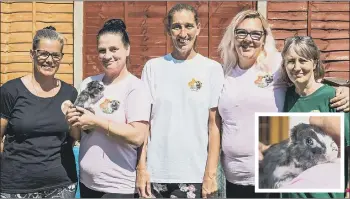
255;112;345;193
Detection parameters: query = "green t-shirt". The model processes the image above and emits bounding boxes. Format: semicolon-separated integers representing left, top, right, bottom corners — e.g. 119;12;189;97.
282;84;349;198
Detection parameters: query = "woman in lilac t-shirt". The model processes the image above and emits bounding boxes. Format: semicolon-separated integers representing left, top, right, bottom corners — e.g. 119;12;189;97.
217;10;349;198
65;19;151;198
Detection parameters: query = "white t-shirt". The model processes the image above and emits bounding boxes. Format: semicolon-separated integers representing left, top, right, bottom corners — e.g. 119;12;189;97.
78;73;151;193
141;53;225;183
218;53;287;186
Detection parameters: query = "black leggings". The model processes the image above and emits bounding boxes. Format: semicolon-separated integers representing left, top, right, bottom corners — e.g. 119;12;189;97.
79;182;138;198
226;181;280;198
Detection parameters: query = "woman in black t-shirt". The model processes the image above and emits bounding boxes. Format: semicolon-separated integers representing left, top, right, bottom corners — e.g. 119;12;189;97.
0;26;78;198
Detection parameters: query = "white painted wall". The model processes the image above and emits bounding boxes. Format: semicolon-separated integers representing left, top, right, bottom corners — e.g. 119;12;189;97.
257;1;267;18
74;1;83;89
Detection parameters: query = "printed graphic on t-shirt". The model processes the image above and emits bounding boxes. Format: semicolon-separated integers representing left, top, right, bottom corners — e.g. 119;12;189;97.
254;72;273;88
311;110;320;112
188;78;202;91
99;98;120;114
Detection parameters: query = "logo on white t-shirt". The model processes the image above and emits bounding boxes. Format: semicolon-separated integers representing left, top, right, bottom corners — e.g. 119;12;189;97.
99;99;120;114
254;72;273;88
188;78;202;91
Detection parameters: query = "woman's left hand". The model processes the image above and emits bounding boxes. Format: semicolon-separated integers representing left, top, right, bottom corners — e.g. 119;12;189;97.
72;106;97;130
202;173;217;198
330;86;349;112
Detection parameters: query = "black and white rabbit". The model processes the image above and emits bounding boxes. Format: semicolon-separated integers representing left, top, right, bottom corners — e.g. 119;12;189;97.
259;123;339;189
73;80;105;113
73;80;104;133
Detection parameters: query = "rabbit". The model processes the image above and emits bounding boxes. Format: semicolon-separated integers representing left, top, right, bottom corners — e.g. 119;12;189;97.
73;80;105;133
73;80;105;114
259;123;339;189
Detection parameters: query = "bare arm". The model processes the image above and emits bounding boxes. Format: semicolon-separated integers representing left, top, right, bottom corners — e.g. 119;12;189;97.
137;128;149;170
1;118;8;153
204;107;221;177
202;107;221;198
69;126;81;142
71;106;148;147
136;125;152;197
93;117;148;147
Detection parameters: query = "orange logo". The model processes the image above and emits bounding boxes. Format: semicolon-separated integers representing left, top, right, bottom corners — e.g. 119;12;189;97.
254;73;273;88
188;78;202;91
99;99;120;114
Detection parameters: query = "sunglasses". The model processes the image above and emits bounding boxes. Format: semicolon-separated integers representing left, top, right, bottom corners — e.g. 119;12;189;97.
234;29;265;41
34;50;64;61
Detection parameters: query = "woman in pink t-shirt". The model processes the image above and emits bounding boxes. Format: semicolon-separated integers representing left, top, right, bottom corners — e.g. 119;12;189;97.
217;10;349;198
65;19;151;198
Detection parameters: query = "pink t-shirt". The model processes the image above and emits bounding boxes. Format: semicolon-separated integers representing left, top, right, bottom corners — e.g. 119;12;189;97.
78;73;151;194
218;55;287;185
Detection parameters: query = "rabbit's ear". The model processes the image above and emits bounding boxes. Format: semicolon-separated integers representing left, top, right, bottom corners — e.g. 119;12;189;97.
86;81;94;90
289;123;310;143
289;126;298;143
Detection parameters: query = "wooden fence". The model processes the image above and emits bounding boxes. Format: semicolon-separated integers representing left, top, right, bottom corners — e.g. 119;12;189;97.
0;1;74;86
83;1;349;80
268;1;349;80
83;1;256;79
1;1;348;83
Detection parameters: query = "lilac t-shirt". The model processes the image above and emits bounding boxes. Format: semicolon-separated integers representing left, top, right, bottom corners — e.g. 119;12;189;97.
78;73;151;194
218;56;287;185
280;159;342;189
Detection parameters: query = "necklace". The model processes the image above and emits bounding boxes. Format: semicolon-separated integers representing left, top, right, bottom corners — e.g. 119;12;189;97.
31;75;59;98
31;75;40;96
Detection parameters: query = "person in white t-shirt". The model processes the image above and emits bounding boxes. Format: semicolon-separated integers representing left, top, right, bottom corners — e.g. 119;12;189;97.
65;19;151;198
217;9;349;198
136;3;224;199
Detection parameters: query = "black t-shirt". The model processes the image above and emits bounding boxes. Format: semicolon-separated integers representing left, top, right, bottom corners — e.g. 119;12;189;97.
0;78;78;193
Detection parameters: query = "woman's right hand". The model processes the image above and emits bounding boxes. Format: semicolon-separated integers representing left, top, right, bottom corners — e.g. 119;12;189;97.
136;168;153;198
62;100;81;126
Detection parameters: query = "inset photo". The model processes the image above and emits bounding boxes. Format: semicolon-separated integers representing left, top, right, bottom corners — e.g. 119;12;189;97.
255;113;346;193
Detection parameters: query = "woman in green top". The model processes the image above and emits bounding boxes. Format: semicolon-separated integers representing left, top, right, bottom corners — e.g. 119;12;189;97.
281;36;349;198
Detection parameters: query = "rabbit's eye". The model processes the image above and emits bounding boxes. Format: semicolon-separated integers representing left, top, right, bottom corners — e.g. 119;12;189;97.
306;137;314;146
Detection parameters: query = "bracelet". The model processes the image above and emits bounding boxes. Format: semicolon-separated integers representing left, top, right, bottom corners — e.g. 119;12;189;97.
107;120;110;136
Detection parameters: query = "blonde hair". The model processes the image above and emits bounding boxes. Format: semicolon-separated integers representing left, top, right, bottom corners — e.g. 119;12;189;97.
281;36;325;84
218;10;278;76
